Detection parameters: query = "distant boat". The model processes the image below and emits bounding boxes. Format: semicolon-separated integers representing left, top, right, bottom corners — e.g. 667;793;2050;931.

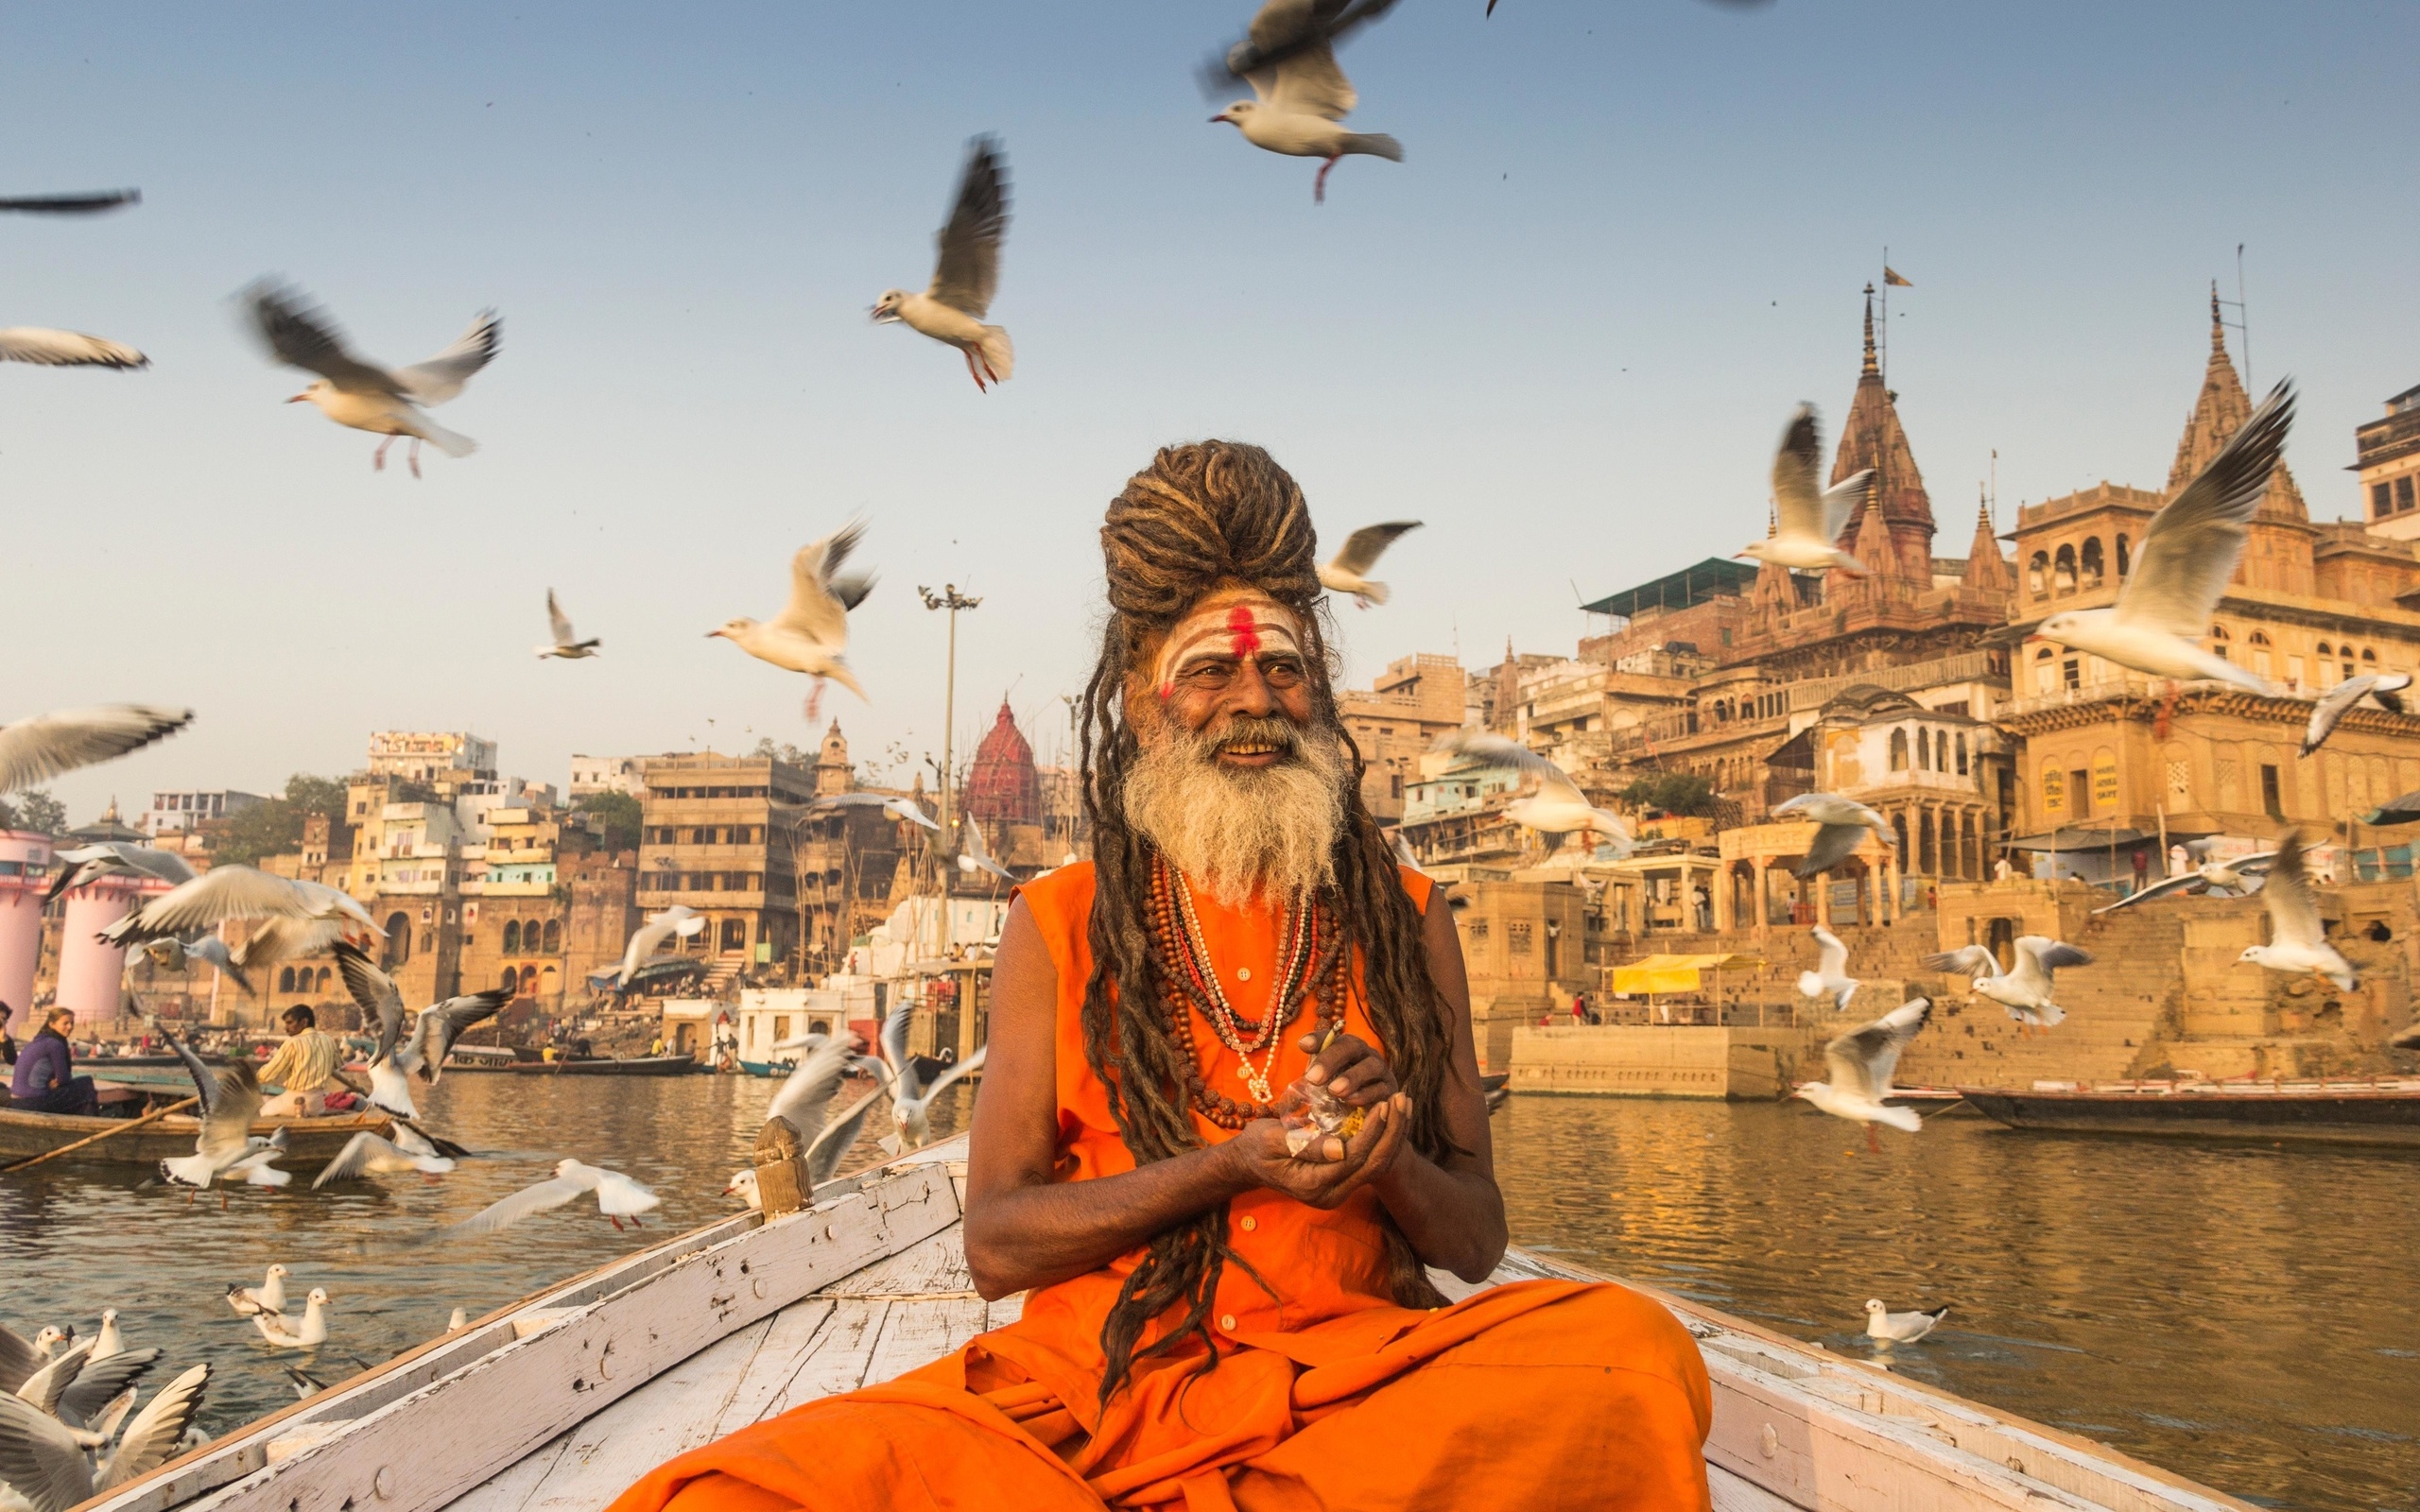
510;1054;699;1077
1962;1078;2420;1148
0;1107;391;1167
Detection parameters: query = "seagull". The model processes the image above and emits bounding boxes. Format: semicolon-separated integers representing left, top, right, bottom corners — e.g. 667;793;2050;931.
433;1160;660;1239
0;327;146;369
810;792;938;831
711;521;875;721
606;905;707;993
251;1290;330;1351
446;1308;469;1332
1209;0;1405;203
1792;997;1932;1153
1797;926;1858;1012
332;942;509;1118
133;936;251;995
1865;1299;1948;1344
2093;847;2278;913
957;816;1013;885
42;842;196;906
1435;731;1634;857
282;1364;329;1400
10;1339;95;1418
312;1127;458;1188
872;136;1012;391
224;1265;289;1319
764;1037;895;1185
0;705;191;795
84;1314;124;1366
152;1020;268;1196
723;1169;763;1210
223;1129;293;1188
1771;793;1896;878
873;999;988;1154
0;189;139;215
1738;404;1875;575
1921;936;2090;1034
536;590;600;661
102;867;378;953
2302;672;2411;755
2362;790;2420;827
1319;521;1422;607
2036;382;2293;692
244;280;499;478
2238;832;2357;993
0;1362;211;1512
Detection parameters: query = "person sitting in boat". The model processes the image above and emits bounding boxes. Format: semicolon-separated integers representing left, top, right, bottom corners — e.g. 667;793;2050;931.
257;1005;344;1116
610;442;1713;1512
9;1007;97;1116
0;1000;16;1069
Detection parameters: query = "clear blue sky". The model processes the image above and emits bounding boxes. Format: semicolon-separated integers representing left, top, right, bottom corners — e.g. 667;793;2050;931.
11;1;2415;817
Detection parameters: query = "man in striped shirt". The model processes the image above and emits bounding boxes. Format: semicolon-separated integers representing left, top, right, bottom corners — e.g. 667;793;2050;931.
258;1005;344;1116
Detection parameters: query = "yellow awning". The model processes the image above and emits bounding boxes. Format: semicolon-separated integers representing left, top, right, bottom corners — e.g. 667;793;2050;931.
1608;953;1767;994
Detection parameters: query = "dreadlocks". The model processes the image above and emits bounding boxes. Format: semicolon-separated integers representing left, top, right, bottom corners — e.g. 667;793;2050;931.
1080;439;1456;1405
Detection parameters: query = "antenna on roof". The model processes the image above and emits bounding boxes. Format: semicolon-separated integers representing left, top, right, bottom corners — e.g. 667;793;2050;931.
2214;247;2253;390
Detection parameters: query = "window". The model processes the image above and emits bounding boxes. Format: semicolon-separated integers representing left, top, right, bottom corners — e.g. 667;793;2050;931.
384;912;412;968
2401;477;2416;514
719;918;748;953
2116;535;2130;578
2260;764;2285;820
1936;730;1950;771
1955;733;1969;775
2167;758;2192;807
2028;552;2048;597
2070;768;2091;816
2363;647;2377;663
2376;483;2394;519
2080;538;2104;590
2063;657;2081;691
2248;630;2273;680
2053;544;2078;595
1507;919;1533;956
542;919;562;954
1890;729;1910;770
2033;646;2056;696
278;966;297;992
1467;918;1490;941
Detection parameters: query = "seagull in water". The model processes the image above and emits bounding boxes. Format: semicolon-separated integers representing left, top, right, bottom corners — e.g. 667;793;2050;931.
1207;0;1405;203
872;137;1012;392
244;279;499;477
1436;731;1634;857
333;942;509;1118
1921;936;2091;1035
1865;1299;1948;1344
1771;793;1895;878
710;521;875;719
251;1291;331;1352
1797;926;1858;1012
2238;831;2357;993
1793;998;1932;1153
2302;672;2411;755
0;705;191;796
537;591;600;660
1738;404;1875;576
2036;381;2293;692
873;1001;989;1155
1318;521;1422;608
225;1265;289;1318
432;1160;660;1239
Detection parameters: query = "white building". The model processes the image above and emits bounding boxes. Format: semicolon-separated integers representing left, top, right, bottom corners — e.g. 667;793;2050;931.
367;731;496;783
569;755;650;798
141;789;265;836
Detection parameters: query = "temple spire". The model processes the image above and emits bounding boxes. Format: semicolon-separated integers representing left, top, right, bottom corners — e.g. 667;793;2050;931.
2209;280;2226;354
1960;487;2012;593
1860;284;1878;377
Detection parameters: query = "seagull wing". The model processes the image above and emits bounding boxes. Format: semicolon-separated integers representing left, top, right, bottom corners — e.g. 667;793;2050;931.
335;942;408;1065
2092;872;2204;913
803;1079;890;1184
1918;944;1998;978
2114;382;2294;636
1328;522;1422;576
95;1365;210;1492
392;309;500;405
313;1130;403;1188
435;1174;592;1241
768;521;865;644
152;1019;221;1118
0;705;190;794
2032;941;2093;972
1262;37;1358;119
1810;927;1849;978
107;867;316;945
0;189;138;215
1770;405;1827;540
0;1325;41;1399
0;1392;94;1512
912;1044;985;1108
229;915;349;975
411;990;510;1077
197;1061;263;1161
0;328;147;369
879;995;921;1103
1825;998;1931;1102
2302;677;2376;755
926;136;1009;319
884;799;941;832
1437;730;1585;800
1797;822;1867;877
243;280;402;395
2226;850;2283;876
58;1349;157;1427
2373;672;2413;713
14;1339;94;1416
1820;471;1875;542
546;590;578;647
765;1038;857;1138
2262;833;2325;950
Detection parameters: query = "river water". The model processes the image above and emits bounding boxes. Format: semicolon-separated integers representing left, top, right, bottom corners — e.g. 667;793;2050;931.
3;1080;2413;1510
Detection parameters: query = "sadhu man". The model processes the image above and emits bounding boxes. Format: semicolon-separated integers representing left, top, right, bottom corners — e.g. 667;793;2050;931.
612;442;1712;1512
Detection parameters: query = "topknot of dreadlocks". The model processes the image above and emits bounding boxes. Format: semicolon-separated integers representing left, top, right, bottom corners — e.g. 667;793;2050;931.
1101;441;1322;628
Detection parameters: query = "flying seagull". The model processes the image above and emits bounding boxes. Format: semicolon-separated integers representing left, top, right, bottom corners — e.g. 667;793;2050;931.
1435;730;1634;856
135;936;250;994
102;867;377;952
2093;845;2277;913
769;1037;897;1185
810;792;938;831
1921;936;2090;1034
314;1126;458;1187
1771;793;1894;878
0;705;190;795
151;1019;268;1194
2302;672;2411;755
1319;521;1422;607
604;903;707;993
873;999;988;1154
873;136;1012;391
0;1362;211;1512
957;815;1013;885
432;1160;660;1239
333;942;509;1118
1209;0;1404;203
710;520;875;719
1738;404;1874;575
537;591;599;660
244;279;499;477
0;327;146;369
0;189;139;215
1865;1299;1948;1345
1792;997;1932;1153
2036;381;2294;691
2238;831;2356;992
42;841;195;905
1797;926;1858;1012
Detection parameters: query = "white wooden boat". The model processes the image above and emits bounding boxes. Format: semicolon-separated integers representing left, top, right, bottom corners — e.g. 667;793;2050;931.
85;1136;2255;1512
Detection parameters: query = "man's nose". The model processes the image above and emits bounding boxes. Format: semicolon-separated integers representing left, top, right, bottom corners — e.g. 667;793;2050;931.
1224;661;1277;716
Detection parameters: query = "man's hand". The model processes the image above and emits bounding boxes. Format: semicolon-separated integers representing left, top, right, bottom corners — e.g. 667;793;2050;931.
1219;1092;1409;1209
1295;1029;1398;1108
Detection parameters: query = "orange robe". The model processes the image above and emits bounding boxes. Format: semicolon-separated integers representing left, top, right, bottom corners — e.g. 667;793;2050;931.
611;864;1712;1512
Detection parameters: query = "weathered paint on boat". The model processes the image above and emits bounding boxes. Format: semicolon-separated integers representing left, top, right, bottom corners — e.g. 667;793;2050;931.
0;1108;394;1167
1962;1079;2420;1147
79;1135;2257;1512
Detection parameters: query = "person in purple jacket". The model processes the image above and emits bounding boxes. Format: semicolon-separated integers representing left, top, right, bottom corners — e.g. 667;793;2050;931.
10;1007;96;1115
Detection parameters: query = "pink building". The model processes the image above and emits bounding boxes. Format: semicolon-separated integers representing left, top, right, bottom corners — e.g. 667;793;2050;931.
0;830;52;1022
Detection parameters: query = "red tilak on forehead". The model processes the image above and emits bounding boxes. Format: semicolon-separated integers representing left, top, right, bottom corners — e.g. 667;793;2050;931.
1226;602;1263;659
1151;594;1304;698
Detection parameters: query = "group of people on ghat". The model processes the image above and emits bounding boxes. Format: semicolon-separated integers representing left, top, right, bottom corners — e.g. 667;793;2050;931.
608;440;1716;1512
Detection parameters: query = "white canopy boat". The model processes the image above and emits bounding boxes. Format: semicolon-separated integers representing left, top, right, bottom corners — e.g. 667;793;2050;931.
83;1135;2253;1512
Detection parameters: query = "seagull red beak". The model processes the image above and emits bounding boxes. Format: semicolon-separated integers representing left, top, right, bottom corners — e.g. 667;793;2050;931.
285;392;308;404
1210;111;1234;124
705;628;726;639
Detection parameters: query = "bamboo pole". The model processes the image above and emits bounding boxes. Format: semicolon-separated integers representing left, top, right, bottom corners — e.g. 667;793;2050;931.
2;1094;199;1174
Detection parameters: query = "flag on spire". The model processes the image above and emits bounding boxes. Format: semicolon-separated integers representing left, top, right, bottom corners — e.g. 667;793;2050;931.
1883;266;1912;287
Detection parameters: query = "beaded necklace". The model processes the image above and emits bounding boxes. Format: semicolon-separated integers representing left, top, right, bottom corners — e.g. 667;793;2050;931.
1145;850;1346;1127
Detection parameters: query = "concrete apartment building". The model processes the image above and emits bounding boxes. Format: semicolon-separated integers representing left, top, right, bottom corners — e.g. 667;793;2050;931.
638;752;816;972
2356;382;2420;541
1337;653;1469;822
140;789;263;837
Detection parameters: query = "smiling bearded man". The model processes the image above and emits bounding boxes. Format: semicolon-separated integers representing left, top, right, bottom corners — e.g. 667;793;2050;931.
609;441;1712;1512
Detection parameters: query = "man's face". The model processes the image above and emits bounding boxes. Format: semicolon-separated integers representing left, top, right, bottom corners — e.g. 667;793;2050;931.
283;1015;308;1037
1157;647;1314;769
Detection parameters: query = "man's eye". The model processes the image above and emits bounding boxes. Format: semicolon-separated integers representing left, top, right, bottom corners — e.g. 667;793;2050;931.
1261;660;1305;686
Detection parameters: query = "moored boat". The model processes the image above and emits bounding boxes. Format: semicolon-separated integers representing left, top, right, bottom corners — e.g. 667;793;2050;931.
83;1134;2256;1512
509;1054;699;1077
1961;1077;2420;1147
0;1108;393;1168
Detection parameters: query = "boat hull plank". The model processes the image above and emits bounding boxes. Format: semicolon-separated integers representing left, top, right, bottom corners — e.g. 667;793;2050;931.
0;1109;391;1166
1962;1088;2420;1147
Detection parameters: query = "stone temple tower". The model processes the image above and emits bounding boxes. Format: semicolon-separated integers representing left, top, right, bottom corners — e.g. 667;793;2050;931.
1829;284;1935;586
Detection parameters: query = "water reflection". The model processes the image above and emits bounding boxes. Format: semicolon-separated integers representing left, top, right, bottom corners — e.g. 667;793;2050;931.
1490;1096;2420;1512
0;1072;968;1435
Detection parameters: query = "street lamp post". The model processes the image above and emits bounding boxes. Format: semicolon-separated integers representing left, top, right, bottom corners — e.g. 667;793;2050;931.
918;585;981;889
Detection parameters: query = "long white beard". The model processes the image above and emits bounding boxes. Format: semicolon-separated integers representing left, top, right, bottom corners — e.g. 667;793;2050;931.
1122;718;1348;907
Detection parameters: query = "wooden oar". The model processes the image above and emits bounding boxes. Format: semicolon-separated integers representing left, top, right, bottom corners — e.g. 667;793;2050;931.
1;1094;199;1174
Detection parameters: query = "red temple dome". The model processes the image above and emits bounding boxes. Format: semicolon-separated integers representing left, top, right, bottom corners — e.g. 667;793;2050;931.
963;699;1040;826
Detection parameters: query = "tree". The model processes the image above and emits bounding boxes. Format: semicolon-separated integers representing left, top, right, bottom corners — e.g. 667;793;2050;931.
574;791;642;853
1619;772;1717;818
749;737;810;765
212;773;349;868
0;790;66;835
